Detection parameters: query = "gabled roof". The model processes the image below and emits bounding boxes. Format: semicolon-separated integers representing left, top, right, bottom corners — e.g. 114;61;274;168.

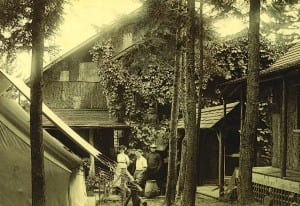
36;6;143;79
178;102;240;129
23;6;144;84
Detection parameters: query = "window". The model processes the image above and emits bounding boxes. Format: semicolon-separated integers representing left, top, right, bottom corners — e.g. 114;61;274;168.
59;70;69;81
114;130;123;152
78;62;99;82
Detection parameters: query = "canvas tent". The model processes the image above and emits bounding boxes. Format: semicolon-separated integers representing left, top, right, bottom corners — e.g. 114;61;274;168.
0;96;87;206
0;70;100;205
0;70;101;158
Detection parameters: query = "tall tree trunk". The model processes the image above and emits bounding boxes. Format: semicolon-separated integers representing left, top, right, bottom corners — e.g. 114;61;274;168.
196;0;204;186
166;1;184;205
238;0;260;205
176;134;187;196
30;0;46;205
165;4;182;202
176;51;187;197
181;0;197;205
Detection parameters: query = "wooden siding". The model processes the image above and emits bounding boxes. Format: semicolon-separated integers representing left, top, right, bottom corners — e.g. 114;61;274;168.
43;81;107;109
287;81;300;171
78;62;100;82
272;113;281;168
271;79;300;171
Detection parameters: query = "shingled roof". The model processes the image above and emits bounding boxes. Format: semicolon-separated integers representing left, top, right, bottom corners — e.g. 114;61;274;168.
177;102;240;129
261;42;300;75
42;109;128;128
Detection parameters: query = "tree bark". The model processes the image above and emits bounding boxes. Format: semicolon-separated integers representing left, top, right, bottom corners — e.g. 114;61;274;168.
166;1;183;205
165;18;182;206
176;50;187;198
30;0;46;205
196;0;204;186
238;0;260;205
181;0;197;205
176;135;187;196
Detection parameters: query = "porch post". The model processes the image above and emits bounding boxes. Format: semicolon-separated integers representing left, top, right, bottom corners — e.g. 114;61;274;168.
89;129;95;177
240;84;245;131
218;99;226;198
281;78;287;178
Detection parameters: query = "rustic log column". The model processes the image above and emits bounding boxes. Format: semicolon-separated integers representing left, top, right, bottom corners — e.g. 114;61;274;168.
218;99;226;198
89;129;95;177
240;84;245;131
280;78;287;178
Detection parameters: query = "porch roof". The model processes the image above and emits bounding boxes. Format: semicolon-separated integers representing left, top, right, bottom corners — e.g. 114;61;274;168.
42;109;129;128
177;102;240;129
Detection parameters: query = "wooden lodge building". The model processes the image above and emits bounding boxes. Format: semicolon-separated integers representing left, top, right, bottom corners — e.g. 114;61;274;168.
221;43;300;205
31;7;147;172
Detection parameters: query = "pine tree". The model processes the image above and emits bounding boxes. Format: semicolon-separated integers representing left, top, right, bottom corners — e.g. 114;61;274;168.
181;0;198;205
30;0;46;205
238;0;260;205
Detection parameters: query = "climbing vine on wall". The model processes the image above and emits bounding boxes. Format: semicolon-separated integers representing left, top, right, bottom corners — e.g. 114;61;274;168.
90;40;172;147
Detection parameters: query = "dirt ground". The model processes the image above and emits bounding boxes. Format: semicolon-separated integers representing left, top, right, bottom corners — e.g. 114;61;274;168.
98;194;257;206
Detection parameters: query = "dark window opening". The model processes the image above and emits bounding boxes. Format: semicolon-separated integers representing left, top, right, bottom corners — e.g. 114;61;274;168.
296;86;300;129
297;86;300;129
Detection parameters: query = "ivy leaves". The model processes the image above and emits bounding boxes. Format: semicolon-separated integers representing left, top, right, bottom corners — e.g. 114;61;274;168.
90;39;174;123
90;37;174;148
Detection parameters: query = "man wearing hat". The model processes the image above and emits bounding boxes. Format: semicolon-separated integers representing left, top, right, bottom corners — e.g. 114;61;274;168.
146;144;162;191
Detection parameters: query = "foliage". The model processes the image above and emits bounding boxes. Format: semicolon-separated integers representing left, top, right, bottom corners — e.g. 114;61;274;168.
214;32;290;80
91;0;299;149
85;175;100;192
90;40;171;147
90;0;224;147
129;120;169;150
90;41;128;122
261;0;300;44
256;102;272;166
0;0;68;57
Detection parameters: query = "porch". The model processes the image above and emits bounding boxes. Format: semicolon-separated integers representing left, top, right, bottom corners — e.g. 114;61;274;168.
252;166;300;205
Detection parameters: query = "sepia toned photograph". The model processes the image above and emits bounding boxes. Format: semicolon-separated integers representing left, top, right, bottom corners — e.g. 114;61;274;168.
0;0;299;205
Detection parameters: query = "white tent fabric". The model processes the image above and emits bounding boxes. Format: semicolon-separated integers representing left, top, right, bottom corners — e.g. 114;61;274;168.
0;97;87;206
0;70;101;158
